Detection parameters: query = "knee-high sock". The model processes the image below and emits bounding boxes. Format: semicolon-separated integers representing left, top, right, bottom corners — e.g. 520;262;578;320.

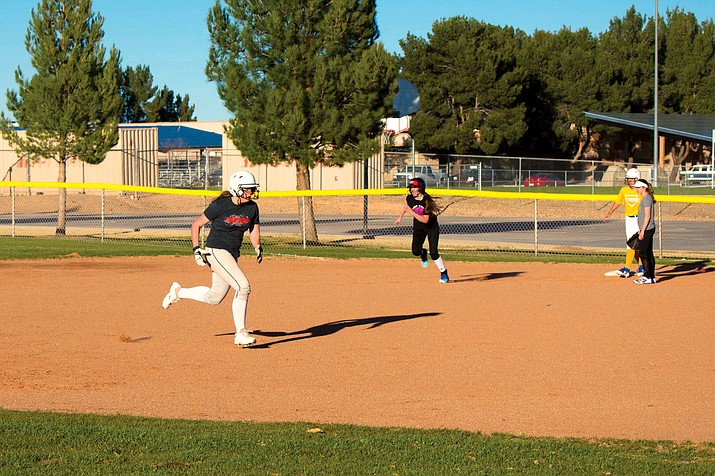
433;257;446;273
625;248;636;269
232;297;248;332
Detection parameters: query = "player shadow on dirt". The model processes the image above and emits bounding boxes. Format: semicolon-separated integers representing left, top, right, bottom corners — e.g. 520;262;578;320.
651;260;712;282
449;271;523;283
233;312;441;349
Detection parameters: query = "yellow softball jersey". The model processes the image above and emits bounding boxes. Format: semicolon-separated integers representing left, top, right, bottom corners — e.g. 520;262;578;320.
616;186;642;216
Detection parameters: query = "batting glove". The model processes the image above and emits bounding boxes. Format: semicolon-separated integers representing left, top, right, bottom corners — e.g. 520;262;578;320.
193;246;211;267
255;245;263;264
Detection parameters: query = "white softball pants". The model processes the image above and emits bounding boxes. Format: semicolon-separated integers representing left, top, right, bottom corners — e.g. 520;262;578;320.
177;247;251;331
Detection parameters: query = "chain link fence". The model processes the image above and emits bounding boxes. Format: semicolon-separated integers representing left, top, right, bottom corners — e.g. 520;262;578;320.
1;184;713;260
5;146;713;193
382;151;715;193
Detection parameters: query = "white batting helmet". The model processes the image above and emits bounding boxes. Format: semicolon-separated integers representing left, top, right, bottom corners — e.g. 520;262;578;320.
625;168;641;180
229;171;259;197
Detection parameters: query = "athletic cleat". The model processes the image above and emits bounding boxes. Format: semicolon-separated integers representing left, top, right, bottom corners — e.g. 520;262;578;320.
633;277;653;285
636;265;645;276
616;267;632;278
439;270;449;284
234;329;256;346
420;248;429;268
161;282;181;309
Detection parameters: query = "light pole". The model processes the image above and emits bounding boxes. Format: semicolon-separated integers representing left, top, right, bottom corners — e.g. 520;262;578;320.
711;125;714;189
404;130;416;187
653;0;659;185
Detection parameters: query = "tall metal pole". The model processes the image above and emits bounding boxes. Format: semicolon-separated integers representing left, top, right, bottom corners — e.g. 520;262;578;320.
653;0;659;185
410;131;415;177
711;126;714;189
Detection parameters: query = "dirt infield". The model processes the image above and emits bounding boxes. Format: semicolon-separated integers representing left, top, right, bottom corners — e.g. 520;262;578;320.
1;255;713;442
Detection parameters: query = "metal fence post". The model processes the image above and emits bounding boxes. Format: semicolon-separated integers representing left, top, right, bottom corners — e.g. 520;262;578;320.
657;202;662;259
26;154;31;196
133;144;139;200
518;157;522;191
101;188;105;243
534;199;538;256
301;196;306;249
11;184;15;238
201;196;207;246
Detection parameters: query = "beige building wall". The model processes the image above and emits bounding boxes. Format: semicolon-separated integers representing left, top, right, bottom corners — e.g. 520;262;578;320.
218;123;381;192
1;127;152;194
2;121;381;193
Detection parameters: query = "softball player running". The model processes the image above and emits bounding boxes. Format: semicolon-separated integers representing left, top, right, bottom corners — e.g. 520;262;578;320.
604;167;644;278
161;170;263;347
394;177;449;283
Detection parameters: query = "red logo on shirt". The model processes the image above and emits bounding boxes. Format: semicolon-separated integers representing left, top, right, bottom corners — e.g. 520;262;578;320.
225;215;249;225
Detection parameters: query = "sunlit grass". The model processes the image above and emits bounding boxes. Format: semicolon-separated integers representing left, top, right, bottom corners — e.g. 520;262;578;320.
1;410;713;475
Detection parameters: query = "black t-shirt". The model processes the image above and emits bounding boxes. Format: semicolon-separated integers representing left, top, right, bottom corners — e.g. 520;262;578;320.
406;194;437;230
204;197;260;258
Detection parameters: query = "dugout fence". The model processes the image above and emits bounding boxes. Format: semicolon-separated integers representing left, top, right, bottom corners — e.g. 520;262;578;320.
1;182;714;260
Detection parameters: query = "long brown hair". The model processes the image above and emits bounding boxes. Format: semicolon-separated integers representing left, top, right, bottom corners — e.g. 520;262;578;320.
423;192;442;215
213;190;232;202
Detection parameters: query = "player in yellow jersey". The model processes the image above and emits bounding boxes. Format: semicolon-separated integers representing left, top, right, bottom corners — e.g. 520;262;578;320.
604;168;644;277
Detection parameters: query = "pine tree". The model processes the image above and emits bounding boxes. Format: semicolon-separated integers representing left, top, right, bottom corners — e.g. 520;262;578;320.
206;0;396;242
120;65;160;123
1;0;122;235
660;8;715;115
399;17;527;155
521;27;601;161
120;66;196;123
595;7;655;113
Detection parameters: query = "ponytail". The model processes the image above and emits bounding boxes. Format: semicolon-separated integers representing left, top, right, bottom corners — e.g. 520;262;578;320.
423;192;442;215
213;190;232;202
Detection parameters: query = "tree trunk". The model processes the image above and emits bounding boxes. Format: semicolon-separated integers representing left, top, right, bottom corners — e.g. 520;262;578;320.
56;157;67;235
667;140;698;184
571;126;588;163
295;161;319;244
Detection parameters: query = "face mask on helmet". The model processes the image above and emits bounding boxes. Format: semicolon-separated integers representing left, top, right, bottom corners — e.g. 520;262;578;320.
229;171;260;198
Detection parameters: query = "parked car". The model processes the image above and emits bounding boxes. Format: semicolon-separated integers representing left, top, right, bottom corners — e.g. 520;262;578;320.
523;173;565;187
393;165;447;187
680;164;714;186
450;167;496;187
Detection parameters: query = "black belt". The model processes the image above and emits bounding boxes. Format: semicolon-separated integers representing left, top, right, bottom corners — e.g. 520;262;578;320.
626;215;637;217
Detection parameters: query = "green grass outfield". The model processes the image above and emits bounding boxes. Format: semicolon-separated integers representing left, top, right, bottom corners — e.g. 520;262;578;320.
1;238;714;474
1;409;713;475
1;236;710;267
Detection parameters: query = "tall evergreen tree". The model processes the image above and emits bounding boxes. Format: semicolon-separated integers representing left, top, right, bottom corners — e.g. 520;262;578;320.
659;8;714;175
596;7;654;113
206;0;396;242
660;8;715;115
0;0;122;235
120;66;196;122
154;87;196;122
120;65;160;122
521;28;601;161
399;17;527;155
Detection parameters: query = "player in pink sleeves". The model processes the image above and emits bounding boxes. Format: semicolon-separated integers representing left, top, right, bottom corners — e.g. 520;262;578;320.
394;177;449;283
